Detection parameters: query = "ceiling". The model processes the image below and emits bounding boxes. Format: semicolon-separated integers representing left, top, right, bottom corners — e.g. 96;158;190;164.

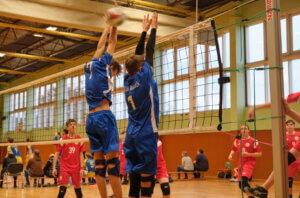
0;0;238;84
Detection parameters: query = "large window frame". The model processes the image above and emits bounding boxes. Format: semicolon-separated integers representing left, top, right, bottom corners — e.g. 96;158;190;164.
33;82;56;129
246;12;300;106
9;90;27;132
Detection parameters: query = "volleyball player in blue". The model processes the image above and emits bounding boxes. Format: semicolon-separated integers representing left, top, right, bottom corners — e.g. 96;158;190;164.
124;12;159;198
84;14;122;198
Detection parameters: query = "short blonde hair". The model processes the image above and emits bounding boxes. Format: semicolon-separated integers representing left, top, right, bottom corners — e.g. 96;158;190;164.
182;151;188;157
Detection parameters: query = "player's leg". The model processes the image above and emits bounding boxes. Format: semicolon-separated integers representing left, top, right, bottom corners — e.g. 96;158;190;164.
158;177;170;198
94;151;108;198
106;151;122;198
57;171;70;198
71;170;83;198
141;174;155;198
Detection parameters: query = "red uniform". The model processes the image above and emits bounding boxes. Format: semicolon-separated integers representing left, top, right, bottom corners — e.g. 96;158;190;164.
286;131;300;177
156;139;168;180
56;135;84;186
232;137;261;180
119;141;126;175
286;93;300;152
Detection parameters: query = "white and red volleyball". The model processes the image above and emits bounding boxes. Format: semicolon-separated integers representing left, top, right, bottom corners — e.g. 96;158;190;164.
106;7;126;27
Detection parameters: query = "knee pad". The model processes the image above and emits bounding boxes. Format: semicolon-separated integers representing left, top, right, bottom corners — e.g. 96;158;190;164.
95;159;106;178
58;186;67;198
74;188;83;198
288;152;296;165
160;183;170;196
129;173;141;198
107;157;120;177
141;175;155;197
238;177;250;192
289;177;293;188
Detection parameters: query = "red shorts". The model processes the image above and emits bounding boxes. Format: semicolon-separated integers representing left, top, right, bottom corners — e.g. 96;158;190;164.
288;160;300;177
293;141;300;151
238;162;255;181
58;171;81;186
120;164;126;175
156;165;169;181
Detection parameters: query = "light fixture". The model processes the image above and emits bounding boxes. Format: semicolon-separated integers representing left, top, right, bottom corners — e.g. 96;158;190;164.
0;53;5;57
46;26;57;31
33;33;43;37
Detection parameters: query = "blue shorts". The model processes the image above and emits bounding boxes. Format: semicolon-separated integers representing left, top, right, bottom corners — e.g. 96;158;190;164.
124;132;158;175
86;110;119;155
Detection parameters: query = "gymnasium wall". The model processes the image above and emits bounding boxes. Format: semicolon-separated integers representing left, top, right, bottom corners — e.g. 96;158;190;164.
2;129;300;181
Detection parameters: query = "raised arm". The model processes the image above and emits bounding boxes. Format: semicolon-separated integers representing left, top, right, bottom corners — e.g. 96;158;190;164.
106;26;118;56
93;16;111;59
146;12;158;67
135;14;152;55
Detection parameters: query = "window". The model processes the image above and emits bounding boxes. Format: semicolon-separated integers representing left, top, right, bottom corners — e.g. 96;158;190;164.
292;14;300;51
197;32;230;71
281;19;287;53
196;74;231;111
64;75;88;124
247;66;269;106
115;64;124;89
111;93;128;120
9;90;27;131
177;47;189;76
162;49;175;81
33;82;56;128
246;23;265;63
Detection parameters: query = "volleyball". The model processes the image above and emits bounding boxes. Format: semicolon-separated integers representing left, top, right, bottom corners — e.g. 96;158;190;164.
106;7;126;27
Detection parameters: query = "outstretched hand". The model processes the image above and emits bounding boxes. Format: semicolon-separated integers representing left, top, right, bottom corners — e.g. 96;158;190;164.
142;14;152;32
151;12;158;29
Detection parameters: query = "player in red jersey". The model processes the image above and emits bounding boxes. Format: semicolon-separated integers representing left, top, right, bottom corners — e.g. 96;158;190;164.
119;136;128;184
155;139;170;198
52;119;84;198
228;125;262;198
246;92;300;198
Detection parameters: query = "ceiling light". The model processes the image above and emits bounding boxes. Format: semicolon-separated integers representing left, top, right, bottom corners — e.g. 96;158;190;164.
33;33;43;37
0;53;5;57
46;26;57;31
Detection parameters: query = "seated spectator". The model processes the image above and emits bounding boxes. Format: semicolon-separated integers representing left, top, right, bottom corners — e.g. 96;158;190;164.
24;150;44;187
0;151;17;188
177;151;194;179
44;154;60;185
193;149;209;178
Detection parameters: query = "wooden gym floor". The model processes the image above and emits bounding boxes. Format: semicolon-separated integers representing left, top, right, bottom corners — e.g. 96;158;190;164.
1;177;300;198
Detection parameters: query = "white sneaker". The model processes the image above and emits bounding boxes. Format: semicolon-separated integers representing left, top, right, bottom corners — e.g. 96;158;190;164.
230;177;238;182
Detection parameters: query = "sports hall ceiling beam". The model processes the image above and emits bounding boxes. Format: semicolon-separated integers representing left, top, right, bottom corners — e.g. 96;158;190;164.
0;22;128;45
0;68;34;75
0;51;72;63
0;0;192;37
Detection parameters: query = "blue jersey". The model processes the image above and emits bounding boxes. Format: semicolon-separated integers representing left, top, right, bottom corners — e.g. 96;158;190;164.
84;52;113;111
124;61;159;136
86;158;95;172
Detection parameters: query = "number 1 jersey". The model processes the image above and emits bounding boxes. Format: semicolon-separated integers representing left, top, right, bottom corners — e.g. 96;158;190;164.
124;61;159;136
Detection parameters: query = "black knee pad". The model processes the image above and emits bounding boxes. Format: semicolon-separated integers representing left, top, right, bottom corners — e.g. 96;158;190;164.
288;152;296;165
141;175;155;197
238;177;250;192
289;177;293;188
129;173;141;198
95;159;106;178
160;183;170;196
58;186;67;198
74;188;83;198
107;157;120;177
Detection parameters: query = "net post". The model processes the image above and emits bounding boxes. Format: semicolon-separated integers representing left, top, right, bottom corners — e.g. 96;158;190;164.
188;26;197;129
266;0;289;197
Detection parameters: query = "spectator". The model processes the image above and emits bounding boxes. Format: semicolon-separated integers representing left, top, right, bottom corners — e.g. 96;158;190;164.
119;132;128;185
44;154;60;186
193;149;209;178
177;151;194;179
26;138;33;166
84;153;96;184
24;150;44;187
0;150;17;188
53;132;61;141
